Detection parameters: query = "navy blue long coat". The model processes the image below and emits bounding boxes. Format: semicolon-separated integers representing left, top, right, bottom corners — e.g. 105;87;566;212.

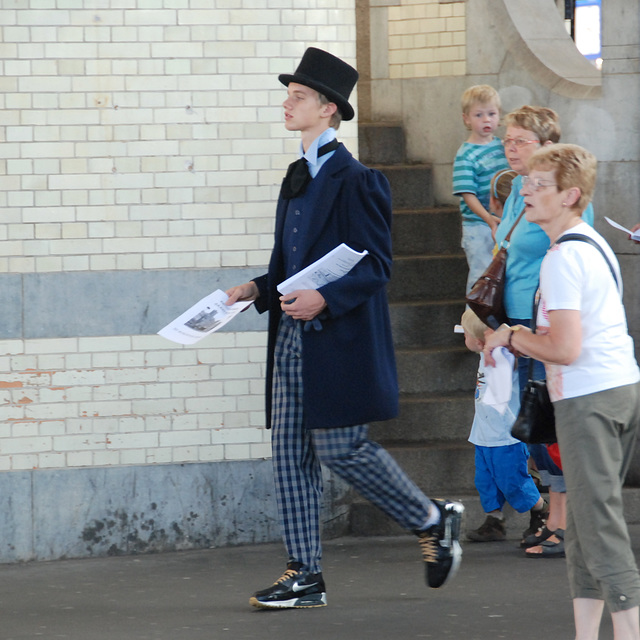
253;143;399;430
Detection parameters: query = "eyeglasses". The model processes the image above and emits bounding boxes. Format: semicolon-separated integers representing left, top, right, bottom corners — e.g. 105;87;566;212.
501;137;540;148
521;176;558;191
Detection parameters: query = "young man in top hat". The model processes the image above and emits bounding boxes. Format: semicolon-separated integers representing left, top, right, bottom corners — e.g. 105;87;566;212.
226;47;464;610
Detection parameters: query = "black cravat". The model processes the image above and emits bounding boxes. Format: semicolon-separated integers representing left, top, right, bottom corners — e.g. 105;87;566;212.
280;139;339;199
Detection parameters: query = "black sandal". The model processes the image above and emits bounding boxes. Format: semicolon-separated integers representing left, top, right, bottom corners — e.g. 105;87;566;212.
520;525;555;549
525;529;565;558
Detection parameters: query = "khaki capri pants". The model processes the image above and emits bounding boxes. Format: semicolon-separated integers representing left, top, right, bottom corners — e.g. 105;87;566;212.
554;381;640;613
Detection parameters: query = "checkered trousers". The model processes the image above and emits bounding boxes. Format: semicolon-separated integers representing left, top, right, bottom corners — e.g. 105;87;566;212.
272;316;433;573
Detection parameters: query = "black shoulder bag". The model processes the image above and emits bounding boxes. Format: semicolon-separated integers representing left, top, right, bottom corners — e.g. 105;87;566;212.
510;233;620;445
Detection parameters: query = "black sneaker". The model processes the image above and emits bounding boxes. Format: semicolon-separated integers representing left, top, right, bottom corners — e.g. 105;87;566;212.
418;499;464;589
466;514;506;542
249;563;327;609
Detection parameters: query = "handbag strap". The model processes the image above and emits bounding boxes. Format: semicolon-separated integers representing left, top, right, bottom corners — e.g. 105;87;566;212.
526;232;620;381
500;207;526;248
554;233;620;293
526;293;541;381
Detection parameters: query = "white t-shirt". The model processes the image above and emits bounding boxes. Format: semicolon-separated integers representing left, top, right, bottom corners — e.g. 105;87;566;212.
468;352;521;447
537;222;640;402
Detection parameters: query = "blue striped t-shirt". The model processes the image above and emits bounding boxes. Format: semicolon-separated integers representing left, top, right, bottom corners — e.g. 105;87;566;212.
452;137;509;225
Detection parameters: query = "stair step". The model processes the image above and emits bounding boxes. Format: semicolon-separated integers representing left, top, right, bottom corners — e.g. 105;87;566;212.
358;122;406;165
396;347;477;395
389;255;467;302
376;164;435;209
368;441;476;495
348;487;640;539
348;494;532;540
371;391;475;444
392;207;461;256
390;300;467;349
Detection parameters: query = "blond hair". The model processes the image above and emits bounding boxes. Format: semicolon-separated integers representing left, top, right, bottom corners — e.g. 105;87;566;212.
318;92;343;129
527;144;597;212
461;85;501;115
461;309;489;341
503;105;561;145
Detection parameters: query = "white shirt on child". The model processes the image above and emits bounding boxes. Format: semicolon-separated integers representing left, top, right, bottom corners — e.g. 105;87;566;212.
468;352;521;447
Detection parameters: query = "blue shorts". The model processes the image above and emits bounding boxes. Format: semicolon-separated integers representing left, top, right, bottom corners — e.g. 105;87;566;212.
474;443;541;513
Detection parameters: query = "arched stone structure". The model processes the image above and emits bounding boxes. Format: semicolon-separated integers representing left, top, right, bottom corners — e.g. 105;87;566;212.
495;0;601;99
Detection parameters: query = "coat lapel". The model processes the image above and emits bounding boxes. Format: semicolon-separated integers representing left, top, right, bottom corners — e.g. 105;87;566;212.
293;144;352;268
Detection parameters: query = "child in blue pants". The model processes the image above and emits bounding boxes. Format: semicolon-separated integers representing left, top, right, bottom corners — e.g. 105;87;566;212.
461;309;546;541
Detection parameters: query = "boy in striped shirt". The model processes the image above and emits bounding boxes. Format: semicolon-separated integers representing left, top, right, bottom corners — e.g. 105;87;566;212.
452;85;509;293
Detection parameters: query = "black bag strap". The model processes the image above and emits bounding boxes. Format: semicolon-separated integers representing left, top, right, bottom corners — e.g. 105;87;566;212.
527;233;620;381
555;233;620;292
526;294;541;381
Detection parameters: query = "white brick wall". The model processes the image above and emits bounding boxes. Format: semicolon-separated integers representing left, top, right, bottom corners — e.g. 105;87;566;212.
0;2;358;274
0;1;357;470
0;332;271;471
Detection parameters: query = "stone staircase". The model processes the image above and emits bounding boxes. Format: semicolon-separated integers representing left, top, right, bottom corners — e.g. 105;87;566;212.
349;122;485;535
348;122;640;540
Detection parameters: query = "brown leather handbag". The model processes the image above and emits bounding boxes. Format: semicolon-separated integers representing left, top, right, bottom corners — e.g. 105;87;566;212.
465;208;526;328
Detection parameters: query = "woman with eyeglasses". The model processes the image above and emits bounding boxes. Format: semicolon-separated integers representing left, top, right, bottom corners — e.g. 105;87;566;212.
493;106;594;558
496;106;595;352
485;144;640;640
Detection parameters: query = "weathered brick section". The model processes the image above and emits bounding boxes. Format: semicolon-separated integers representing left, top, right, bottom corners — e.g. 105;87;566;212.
0;333;269;471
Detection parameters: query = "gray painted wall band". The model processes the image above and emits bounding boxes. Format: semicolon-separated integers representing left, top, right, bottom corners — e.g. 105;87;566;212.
0;268;268;340
0;461;351;563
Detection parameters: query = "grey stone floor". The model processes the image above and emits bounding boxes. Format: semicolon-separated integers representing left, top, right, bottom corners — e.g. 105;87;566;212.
1;525;635;640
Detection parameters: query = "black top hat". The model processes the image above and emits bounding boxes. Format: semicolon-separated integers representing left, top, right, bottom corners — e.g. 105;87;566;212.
279;47;359;121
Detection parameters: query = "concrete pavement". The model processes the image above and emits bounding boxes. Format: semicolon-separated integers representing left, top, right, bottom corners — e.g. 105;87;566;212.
1;526;636;640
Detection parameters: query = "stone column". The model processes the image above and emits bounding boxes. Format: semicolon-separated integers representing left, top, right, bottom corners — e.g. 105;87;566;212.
597;0;640;348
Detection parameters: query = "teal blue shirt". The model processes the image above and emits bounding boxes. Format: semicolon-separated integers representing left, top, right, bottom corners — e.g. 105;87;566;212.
494;174;595;319
452;137;509;225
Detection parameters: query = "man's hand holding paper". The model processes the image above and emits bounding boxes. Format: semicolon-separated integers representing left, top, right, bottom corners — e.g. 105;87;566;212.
279;289;327;321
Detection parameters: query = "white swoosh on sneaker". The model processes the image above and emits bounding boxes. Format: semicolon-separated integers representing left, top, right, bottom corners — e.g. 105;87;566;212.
292;581;317;592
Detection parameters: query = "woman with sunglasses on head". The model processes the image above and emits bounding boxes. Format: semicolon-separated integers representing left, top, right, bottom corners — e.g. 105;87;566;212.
494;106;595;557
485;144;640;640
